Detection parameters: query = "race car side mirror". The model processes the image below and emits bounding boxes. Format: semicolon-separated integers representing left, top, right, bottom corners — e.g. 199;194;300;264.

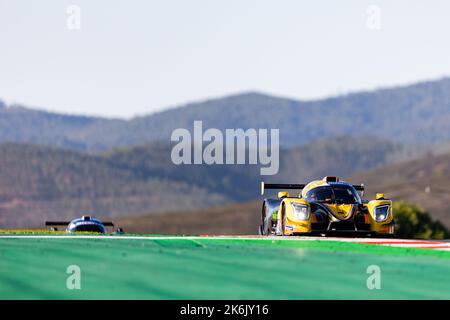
376;193;385;200
278;191;289;198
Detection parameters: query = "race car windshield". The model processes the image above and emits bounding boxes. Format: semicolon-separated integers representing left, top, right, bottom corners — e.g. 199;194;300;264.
306;187;334;203
306;186;360;204
72;224;105;233
331;186;360;204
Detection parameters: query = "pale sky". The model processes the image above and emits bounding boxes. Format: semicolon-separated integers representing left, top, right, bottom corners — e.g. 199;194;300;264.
1;0;449;118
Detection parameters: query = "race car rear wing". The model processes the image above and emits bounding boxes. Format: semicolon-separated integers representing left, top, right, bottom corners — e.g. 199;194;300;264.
44;221;115;228
261;182;365;195
261;182;306;195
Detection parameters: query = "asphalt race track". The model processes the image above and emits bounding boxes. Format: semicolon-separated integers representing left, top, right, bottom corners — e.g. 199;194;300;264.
1;235;449;299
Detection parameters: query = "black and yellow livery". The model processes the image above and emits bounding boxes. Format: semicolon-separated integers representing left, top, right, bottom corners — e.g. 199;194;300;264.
259;176;395;237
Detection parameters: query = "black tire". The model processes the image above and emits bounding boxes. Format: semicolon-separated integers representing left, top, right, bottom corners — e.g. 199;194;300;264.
373;233;395;239
259;203;268;236
258;224;264;235
281;204;287;236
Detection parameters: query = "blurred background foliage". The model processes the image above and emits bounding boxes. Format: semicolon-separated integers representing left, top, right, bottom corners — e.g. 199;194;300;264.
393;202;450;239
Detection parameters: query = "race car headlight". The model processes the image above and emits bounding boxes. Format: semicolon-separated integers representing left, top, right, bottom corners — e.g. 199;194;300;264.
291;203;310;221
375;205;390;222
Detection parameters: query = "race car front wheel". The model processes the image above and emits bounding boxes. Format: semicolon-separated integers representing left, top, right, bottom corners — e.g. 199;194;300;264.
281;204;288;236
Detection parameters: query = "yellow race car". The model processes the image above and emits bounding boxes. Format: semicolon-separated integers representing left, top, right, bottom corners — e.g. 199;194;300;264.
259;176;395;237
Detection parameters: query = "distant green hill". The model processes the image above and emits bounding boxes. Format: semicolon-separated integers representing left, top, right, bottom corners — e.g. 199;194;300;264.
2;77;450;151
0;137;415;228
106;136;417;199
0;106;110;151
0;143;230;228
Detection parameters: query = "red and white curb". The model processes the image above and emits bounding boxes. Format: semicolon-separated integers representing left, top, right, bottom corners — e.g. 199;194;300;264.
342;239;450;251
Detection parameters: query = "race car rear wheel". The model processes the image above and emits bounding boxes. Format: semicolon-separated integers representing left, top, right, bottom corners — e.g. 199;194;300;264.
258;224;264;235
259;203;269;235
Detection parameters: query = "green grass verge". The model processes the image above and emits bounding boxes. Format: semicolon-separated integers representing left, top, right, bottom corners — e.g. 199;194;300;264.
0;236;449;299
